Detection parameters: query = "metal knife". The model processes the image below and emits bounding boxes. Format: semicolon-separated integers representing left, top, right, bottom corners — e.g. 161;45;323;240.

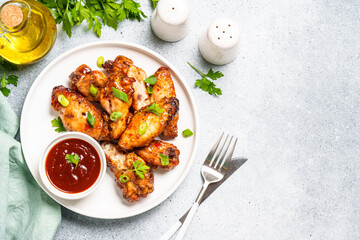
159;157;248;240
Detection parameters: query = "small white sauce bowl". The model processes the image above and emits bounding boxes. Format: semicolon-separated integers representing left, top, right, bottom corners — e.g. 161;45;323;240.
39;132;106;200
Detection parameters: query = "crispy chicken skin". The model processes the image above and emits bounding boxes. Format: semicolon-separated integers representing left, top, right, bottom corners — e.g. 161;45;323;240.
101;142;154;202
100;74;134;140
51;85;109;140
136;140;180;170
152;67;179;139
118;97;179;151
103;55;150;111
70;64;107;101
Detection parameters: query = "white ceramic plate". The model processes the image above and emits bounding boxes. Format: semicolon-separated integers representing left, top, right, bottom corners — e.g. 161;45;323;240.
20;41;199;219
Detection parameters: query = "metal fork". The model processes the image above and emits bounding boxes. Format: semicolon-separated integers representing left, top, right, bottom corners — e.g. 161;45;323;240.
174;133;238;240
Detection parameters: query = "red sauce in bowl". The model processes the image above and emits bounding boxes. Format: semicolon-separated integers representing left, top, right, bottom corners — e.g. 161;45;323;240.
45;138;101;194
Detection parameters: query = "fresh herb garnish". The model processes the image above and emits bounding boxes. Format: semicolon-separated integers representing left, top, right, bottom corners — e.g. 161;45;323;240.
144;75;157;85
159;153;169;166
39;0;147;38
66;153;80;168
97;56;104;68
87;111;95;127
151;0;159;8
58;94;69;107
89;84;98;97
130;160;150;179
144;103;164;116
110;111;123;121
51;117;66;133
0;57;18;97
146;86;154;94
119;174;129;183
138;122;148;136
112;87;129;103
187;62;223;96
182;128;193;137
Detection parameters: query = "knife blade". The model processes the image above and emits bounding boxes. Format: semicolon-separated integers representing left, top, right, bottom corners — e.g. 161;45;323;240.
159;157;247;240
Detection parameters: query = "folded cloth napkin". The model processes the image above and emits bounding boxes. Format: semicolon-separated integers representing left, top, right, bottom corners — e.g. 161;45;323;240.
0;94;61;240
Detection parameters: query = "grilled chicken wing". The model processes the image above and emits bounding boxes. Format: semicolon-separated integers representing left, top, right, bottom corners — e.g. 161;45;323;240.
100;74;134;140
51;85;109;140
101;142;154;202
70;64;107;101
135;140;180;169
152;67;179;139
118;97;179;151
103;55;150;111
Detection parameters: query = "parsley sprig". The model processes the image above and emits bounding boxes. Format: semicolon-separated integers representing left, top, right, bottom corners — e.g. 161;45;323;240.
130;160;150;179
187;62;224;96
66;153;80;168
151;0;159;8
144;103;164;116
0;57;18;97
39;0;146;38
51;117;67;132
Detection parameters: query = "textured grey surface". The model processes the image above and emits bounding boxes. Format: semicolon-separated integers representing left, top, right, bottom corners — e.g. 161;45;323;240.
6;0;360;239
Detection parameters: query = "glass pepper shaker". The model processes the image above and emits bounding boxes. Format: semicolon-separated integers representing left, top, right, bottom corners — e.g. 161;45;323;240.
0;0;56;65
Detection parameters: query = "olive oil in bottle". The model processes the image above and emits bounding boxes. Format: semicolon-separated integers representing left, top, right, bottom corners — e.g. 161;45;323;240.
0;0;56;65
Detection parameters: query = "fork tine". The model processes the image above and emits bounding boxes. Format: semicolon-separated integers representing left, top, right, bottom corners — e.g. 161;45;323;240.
214;136;233;169
219;138;238;171
204;132;224;165
209;134;229;167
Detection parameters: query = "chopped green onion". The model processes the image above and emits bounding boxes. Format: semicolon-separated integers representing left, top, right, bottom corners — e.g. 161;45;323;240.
89;84;98;97
87;111;95;128
182;129;193;137
146;86;154;94
57;94;69;107
97;56;104;68
144;75;157;85
159;153;169;166
138;122;148;136
112;87;129;103
119;174;129;183
110;111;123;121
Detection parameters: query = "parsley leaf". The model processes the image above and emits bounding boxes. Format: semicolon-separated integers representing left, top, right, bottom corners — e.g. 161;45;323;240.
66;153;80;168
40;0;146;38
131;160;150;179
144;103;164;116
159;153;169;166
0;57;19;97
87;111;95;127
51;117;66;133
151;0;159;8
188;62;223;96
112;87;129;103
144;75;157;85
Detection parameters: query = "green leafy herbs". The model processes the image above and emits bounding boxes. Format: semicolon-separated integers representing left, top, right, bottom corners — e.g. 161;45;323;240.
112;87;129;103
187;62;224;96
66;153;80;168
159;153;169;166
87;111;95;127
39;0;147;38
0;57;18;97
51;117;67;133
130;160;150;179
144;75;157;85
144;103;164;116
182;128;193;137
151;0;159;8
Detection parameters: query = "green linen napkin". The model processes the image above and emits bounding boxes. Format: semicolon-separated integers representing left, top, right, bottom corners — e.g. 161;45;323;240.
0;94;61;240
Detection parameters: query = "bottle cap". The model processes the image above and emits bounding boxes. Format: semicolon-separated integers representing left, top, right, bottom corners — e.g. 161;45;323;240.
151;0;190;42
199;18;240;65
0;4;23;28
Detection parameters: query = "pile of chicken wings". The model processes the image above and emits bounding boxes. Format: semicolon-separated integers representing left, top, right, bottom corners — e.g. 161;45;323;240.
51;55;180;203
